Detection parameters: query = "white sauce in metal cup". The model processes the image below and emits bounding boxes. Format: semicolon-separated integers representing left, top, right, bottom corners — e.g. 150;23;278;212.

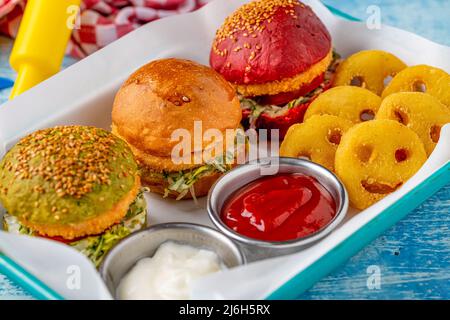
117;241;223;300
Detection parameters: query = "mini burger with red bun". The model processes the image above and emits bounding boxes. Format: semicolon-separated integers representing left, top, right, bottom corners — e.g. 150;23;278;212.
210;0;340;139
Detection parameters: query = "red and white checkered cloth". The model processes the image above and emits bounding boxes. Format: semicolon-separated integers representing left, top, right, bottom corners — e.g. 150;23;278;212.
0;0;212;58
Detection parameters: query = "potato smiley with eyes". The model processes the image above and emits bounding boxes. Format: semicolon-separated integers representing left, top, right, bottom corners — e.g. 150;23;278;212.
335;119;427;210
304;86;382;123
280;115;353;171
333;50;407;95
376;92;450;156
382;65;450;107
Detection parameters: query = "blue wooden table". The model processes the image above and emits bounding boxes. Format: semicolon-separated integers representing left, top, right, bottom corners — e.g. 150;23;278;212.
0;0;449;300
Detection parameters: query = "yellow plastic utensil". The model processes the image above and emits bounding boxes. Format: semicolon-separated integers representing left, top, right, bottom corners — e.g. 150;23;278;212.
9;0;81;99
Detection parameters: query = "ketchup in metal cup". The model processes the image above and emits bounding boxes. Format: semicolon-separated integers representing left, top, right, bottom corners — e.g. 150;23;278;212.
221;173;337;242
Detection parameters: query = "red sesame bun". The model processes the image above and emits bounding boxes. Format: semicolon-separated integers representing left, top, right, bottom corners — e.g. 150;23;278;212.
210;0;332;87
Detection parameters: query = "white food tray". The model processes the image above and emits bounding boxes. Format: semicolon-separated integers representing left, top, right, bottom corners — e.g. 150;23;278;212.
0;0;449;300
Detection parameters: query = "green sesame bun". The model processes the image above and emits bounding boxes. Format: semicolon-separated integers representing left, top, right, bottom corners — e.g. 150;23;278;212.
0;126;147;265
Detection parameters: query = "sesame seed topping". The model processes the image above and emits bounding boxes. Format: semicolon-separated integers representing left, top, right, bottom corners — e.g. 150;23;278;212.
11;126;125;199
213;0;300;55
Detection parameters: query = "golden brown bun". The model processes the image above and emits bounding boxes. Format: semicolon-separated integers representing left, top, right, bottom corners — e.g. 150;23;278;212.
112;58;242;158
112;124;226;172
141;169;222;199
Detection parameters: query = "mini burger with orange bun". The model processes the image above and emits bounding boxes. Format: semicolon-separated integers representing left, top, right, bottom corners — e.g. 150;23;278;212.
210;0;340;139
112;58;242;200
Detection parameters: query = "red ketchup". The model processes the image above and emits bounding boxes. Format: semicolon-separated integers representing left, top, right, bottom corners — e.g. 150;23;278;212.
221;173;337;241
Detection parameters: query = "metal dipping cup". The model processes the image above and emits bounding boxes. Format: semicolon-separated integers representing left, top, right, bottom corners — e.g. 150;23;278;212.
99;223;245;298
207;157;349;260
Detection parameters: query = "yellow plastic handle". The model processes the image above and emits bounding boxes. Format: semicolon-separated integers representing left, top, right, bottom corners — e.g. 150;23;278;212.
9;0;81;99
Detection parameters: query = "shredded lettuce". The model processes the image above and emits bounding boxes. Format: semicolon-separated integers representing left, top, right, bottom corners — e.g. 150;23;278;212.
241;51;342;128
147;128;246;200
3;189;148;267
158;151;237;200
72;189;147;266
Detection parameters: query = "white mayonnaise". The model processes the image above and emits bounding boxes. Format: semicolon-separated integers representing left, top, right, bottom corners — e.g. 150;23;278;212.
117;241;223;300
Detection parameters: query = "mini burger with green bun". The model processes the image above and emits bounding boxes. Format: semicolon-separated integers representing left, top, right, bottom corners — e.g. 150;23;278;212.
0;126;147;266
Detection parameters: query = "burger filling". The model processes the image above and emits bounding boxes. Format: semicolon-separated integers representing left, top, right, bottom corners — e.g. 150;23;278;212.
241;51;342;128
142;128;246;200
2;189;147;267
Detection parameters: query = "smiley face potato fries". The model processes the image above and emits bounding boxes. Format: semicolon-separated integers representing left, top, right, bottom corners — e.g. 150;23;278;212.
333;50;407;95
381;65;450;107
304;86;382;123
335;120;427;209
376;92;450;156
279;49;450;209
280;115;353;171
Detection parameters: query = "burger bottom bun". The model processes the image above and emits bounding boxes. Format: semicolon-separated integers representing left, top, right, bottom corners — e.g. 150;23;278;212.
142;169;223;200
18;176;141;240
236;49;332;97
3;195;147;266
